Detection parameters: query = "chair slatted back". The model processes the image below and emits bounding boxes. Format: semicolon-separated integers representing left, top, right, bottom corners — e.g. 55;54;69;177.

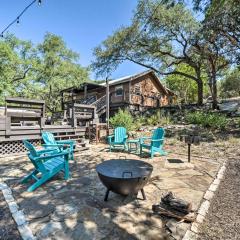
152;128;165;148
23;140;47;173
42;131;56;145
114;127;127;143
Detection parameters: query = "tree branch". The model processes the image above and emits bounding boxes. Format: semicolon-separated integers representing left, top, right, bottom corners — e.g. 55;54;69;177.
12;67;31;83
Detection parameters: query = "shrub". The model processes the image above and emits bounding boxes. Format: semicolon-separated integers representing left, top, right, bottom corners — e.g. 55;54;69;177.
109;109;134;131
185;111;228;130
135;116;146;130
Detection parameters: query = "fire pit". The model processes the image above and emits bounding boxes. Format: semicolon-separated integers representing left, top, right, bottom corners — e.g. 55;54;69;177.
96;159;153;201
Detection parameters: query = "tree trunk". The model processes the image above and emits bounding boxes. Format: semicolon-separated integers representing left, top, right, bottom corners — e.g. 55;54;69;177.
208;57;218;109
196;80;203;105
212;74;218;109
195;68;203;106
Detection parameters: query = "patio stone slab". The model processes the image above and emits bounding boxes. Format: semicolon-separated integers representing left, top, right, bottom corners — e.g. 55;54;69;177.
0;141;222;239
178;169;203;176
20;198;55;220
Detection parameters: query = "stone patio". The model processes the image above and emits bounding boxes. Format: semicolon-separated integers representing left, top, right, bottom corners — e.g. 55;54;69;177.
0;138;223;240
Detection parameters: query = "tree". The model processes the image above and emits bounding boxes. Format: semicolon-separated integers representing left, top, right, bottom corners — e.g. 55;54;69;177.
165;64;208;103
0;33;89;113
0;34;35;105
192;0;239;108
220;67;240;98
36;33;89;113
92;0;206;105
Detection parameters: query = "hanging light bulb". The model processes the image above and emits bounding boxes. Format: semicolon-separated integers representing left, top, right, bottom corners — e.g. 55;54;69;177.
17;17;20;25
38;0;42;6
0;32;3;38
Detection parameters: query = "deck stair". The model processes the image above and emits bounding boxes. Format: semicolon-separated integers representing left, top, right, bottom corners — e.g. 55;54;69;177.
91;95;106;116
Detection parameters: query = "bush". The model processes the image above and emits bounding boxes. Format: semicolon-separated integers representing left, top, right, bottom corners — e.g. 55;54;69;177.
109;109;134;131
135;116;146;130
146;110;172;126
185;111;228;130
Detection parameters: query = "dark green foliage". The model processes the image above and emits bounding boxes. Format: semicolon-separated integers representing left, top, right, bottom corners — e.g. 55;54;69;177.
185;111;228;129
109;109;135;131
0;33;89;113
220;67;240;98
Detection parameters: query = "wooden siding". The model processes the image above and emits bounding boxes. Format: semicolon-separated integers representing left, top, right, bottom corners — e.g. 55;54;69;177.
72;72;173;109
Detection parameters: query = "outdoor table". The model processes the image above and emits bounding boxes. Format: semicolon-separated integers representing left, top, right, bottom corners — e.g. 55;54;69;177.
127;139;140;153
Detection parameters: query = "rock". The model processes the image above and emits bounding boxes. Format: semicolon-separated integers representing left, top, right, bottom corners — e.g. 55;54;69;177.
71;221;104;240
196;214;205;224
166;219;190;240
3;192;14;203
12;210;27;226
191;222;199;233
198;200;210;217
38;221;62;238
212;178;221;185
182;230;198;240
18;224;36;240
0;182;8;190
51;203;78;221
8;201;19;213
209;183;218;192
20;198;55;220
2;187;12;195
204;190;214;201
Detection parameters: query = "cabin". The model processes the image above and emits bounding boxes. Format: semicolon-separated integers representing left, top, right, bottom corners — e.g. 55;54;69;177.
0;71;175;156
60;70;176;122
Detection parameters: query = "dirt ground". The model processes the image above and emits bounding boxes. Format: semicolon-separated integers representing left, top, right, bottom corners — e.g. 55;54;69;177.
0;191;21;240
198;158;240;240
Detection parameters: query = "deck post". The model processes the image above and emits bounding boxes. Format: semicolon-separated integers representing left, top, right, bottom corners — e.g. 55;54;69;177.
106;78;110;130
84;84;88;99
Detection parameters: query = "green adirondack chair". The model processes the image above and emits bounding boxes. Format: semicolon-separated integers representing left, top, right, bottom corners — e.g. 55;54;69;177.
42;131;75;161
21;140;70;192
108;127;128;152
140;128;167;159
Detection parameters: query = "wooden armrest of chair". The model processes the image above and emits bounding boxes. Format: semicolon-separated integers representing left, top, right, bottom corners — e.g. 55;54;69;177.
107;135;114;143
33;150;70;162
151;138;164;142
42;144;67;147
37;148;58;155
56;140;76;145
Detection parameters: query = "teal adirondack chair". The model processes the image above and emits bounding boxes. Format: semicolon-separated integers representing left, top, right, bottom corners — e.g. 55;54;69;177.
42;131;75;161
108;127;128;152
140;128;167;159
21;140;70;192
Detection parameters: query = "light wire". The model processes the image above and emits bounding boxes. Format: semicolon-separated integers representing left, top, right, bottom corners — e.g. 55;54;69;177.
1;0;42;37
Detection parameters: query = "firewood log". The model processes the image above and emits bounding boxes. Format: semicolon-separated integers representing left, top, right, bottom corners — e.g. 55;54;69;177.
152;205;195;222
161;192;192;214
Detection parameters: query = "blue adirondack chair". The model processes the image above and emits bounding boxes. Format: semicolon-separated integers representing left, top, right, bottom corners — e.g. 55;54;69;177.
21;140;70;192
42;131;75;161
140;128;167;158
108;127;128;152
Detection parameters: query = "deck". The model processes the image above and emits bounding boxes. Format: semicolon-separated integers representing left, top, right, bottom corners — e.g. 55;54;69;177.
0;118;86;156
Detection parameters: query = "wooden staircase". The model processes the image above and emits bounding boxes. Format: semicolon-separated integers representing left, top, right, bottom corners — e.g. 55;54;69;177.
91;95;106;117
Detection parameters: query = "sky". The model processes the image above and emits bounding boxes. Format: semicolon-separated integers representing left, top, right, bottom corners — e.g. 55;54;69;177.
0;0;146;80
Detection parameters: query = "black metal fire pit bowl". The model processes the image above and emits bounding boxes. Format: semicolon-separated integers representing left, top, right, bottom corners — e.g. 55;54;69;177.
96;159;153;201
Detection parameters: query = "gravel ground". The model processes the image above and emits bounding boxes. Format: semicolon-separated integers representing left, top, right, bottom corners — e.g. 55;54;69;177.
198;158;240;240
0;191;21;240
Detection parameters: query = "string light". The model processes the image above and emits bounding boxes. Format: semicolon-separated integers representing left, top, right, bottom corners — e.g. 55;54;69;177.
0;0;43;38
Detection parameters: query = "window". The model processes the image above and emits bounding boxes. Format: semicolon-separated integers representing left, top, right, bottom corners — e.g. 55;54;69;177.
115;85;123;96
